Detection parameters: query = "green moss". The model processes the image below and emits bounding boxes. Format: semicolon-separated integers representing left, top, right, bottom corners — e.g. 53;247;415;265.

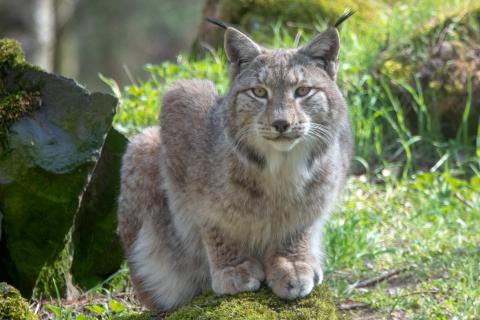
166;284;338;320
0;92;40;138
221;0;384;33
0;38;41;146
71;129;127;288
32;231;74;298
0;283;37;320
1;165;93;296
0;39;25;68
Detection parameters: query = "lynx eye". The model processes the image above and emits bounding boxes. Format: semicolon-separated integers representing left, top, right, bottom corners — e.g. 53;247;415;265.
294;87;312;98
251;87;268;98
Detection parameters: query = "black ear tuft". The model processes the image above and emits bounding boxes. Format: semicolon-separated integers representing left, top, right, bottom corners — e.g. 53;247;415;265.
206;18;262;79
206;17;229;29
334;9;356;28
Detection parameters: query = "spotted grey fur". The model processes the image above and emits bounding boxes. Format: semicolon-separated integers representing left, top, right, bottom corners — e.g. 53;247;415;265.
117;23;353;310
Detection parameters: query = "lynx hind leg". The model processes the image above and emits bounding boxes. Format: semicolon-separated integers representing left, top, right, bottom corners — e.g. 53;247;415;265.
117;126;162;251
130;217;209;310
117;127;209;310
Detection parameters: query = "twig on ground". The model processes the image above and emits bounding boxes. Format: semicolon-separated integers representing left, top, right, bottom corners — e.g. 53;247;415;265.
353;267;409;288
454;193;474;209
338;301;371;310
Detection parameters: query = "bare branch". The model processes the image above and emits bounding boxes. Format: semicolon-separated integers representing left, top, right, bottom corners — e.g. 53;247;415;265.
353;267;408;288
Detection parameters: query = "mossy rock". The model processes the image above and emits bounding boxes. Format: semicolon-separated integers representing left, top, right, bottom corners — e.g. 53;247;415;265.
164;284;339;320
0;282;37;320
71;128;128;288
0;39;25;68
0;38;118;296
0;39;40;145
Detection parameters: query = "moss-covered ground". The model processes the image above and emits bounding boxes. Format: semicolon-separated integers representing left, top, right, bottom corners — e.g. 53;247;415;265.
163;284;338;320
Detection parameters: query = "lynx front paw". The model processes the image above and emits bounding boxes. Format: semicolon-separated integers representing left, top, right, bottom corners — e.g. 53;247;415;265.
211;258;265;295
266;256;322;300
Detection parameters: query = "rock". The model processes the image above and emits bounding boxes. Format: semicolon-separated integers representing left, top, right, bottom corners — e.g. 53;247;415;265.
0;282;37;320
0;39;41;145
71;128;128;288
0;39;117;296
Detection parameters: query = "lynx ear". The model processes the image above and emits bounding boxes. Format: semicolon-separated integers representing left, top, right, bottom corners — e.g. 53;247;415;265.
299;28;340;80
224;28;261;65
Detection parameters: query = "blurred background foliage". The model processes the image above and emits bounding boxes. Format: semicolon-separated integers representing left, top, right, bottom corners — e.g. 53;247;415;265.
105;0;480;181
0;0;203;90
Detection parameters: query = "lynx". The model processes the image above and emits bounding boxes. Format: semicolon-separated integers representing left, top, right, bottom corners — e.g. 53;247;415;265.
117;15;353;311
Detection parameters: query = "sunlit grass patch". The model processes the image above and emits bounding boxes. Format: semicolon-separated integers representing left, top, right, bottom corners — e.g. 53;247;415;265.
327;173;480;318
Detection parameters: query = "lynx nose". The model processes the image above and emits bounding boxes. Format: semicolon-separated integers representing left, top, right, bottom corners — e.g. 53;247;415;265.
272;120;290;134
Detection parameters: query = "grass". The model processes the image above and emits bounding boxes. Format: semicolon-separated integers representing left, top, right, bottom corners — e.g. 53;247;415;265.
327;173;480;319
27;0;480;319
32;173;480;319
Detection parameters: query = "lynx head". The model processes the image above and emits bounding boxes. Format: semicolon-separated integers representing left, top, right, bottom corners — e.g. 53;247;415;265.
219;19;350;167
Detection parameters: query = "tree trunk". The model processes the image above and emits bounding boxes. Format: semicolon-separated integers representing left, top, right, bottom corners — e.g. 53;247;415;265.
0;0;55;71
191;0;224;57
